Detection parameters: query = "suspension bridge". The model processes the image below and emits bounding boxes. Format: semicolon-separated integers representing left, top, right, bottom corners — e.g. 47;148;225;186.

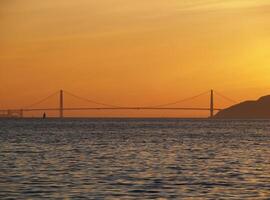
0;89;237;118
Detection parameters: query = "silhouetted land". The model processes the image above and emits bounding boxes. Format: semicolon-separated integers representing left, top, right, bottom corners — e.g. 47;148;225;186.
215;95;270;119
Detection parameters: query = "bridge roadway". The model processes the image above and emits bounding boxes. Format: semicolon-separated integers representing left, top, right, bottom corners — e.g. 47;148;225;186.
0;107;222;112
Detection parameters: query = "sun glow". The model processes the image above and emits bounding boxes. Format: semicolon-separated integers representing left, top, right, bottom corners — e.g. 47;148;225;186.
0;0;269;117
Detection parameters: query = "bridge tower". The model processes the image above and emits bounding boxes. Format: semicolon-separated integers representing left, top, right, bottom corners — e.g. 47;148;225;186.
210;89;214;118
60;90;64;118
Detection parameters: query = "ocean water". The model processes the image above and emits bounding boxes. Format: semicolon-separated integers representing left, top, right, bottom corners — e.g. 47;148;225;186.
0;118;270;199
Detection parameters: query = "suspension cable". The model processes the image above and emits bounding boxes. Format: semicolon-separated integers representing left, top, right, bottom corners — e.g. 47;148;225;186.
149;90;210;107
63;90;122;108
24;91;59;109
23;89;221;110
214;91;238;104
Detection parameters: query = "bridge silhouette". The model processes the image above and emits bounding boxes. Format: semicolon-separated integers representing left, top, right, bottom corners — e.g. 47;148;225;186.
0;89;237;118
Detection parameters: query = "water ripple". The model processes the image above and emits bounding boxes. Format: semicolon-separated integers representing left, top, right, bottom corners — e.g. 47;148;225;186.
0;119;270;199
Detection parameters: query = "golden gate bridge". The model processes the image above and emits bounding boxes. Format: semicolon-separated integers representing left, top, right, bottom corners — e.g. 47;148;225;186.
0;89;237;118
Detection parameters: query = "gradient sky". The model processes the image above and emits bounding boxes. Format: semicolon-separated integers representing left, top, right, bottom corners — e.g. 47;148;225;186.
0;0;269;117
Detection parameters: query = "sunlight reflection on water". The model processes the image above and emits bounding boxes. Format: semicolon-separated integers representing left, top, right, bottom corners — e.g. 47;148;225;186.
0;119;270;199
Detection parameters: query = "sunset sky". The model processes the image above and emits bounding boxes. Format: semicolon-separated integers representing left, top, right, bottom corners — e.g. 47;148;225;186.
0;0;269;117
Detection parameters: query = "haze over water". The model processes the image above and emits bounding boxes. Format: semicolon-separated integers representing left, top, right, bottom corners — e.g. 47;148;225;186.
1;118;270;199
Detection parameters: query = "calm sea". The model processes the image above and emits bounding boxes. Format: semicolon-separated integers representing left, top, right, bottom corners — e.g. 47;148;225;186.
0;118;270;199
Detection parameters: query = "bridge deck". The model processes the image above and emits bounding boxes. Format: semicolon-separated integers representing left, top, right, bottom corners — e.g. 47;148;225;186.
0;107;223;112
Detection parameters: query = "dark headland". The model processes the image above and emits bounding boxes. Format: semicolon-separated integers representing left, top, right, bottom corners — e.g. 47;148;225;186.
214;95;270;119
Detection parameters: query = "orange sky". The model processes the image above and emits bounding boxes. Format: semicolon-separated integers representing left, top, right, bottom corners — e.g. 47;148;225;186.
0;0;270;117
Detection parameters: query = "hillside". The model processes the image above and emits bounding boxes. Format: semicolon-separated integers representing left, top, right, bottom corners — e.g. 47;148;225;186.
214;95;270;119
